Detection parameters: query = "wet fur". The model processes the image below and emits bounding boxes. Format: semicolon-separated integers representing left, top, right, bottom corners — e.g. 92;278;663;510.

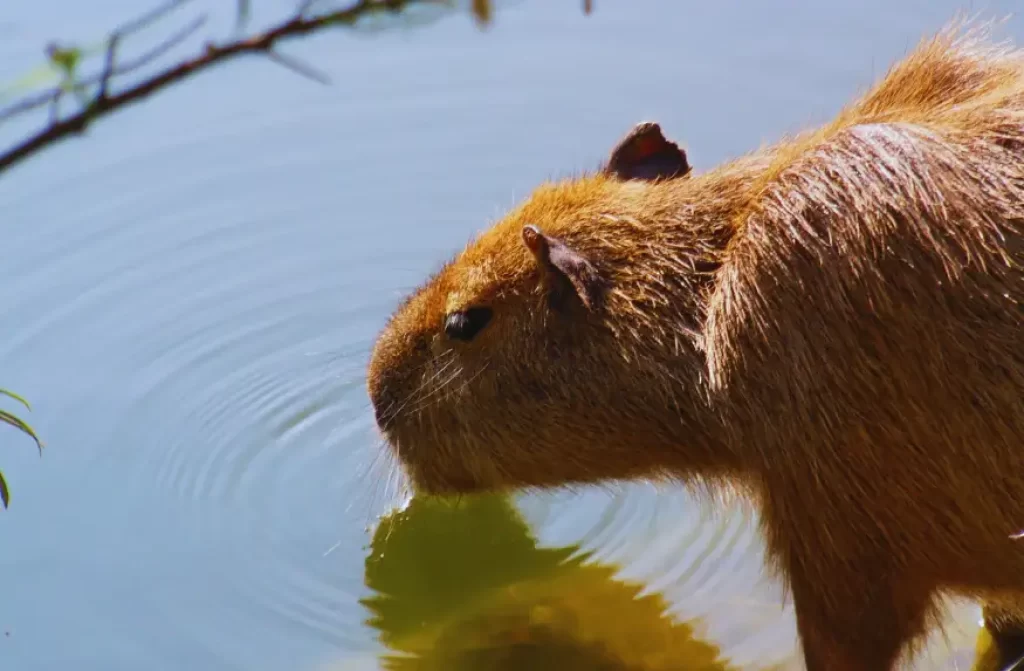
368;21;1024;670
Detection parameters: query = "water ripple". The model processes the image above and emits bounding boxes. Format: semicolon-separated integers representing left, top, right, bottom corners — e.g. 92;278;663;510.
519;483;787;666
0;114;406;654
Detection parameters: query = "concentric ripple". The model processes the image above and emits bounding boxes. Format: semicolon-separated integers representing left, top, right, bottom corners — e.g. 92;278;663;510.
0;106;425;659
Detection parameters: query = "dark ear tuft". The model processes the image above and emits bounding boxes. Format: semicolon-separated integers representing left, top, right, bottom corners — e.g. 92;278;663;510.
604;121;691;182
522;225;605;311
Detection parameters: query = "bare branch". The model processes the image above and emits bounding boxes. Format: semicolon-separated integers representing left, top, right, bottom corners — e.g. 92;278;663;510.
0;0;455;176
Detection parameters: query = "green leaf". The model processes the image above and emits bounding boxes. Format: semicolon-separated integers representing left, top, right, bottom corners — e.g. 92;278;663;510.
0;387;32;411
0;409;43;455
0;470;9;508
0;39;104;102
46;44;82;76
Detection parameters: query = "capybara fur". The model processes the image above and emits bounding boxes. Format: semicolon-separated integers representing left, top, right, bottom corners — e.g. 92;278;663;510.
367;21;1024;671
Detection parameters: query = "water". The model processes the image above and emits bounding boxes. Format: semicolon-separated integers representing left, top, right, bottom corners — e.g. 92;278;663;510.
0;1;1021;669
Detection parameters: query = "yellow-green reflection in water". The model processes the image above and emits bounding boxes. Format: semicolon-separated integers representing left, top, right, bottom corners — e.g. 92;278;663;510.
359;493;743;671
354;491;1024;671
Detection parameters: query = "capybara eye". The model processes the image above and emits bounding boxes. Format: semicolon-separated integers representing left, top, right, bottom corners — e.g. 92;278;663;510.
444;307;493;342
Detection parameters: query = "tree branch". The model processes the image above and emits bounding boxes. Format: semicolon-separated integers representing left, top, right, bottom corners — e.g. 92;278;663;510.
0;0;452;176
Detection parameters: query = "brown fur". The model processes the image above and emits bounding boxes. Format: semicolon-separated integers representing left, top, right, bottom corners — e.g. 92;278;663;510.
367;21;1024;670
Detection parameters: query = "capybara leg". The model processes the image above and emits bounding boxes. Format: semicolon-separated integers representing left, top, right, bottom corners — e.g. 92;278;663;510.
788;564;932;671
982;599;1024;670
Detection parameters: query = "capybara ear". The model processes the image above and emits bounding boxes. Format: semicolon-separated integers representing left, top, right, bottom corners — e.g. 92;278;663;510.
603;121;691;182
522;224;605;311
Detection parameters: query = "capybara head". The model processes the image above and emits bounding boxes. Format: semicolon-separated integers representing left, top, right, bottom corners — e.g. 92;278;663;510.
367;122;756;495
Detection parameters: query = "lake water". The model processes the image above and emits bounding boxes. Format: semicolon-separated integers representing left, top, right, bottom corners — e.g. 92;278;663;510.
0;1;1022;669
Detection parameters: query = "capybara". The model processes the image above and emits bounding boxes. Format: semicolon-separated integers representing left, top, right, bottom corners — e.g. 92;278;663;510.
367;22;1024;670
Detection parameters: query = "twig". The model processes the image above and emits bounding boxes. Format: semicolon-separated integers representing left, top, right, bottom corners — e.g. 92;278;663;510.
0;88;58;124
0;2;205;124
97;35;119;102
0;0;453;176
114;15;209;81
235;0;251;35
47;90;61;125
117;0;196;37
266;49;332;86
